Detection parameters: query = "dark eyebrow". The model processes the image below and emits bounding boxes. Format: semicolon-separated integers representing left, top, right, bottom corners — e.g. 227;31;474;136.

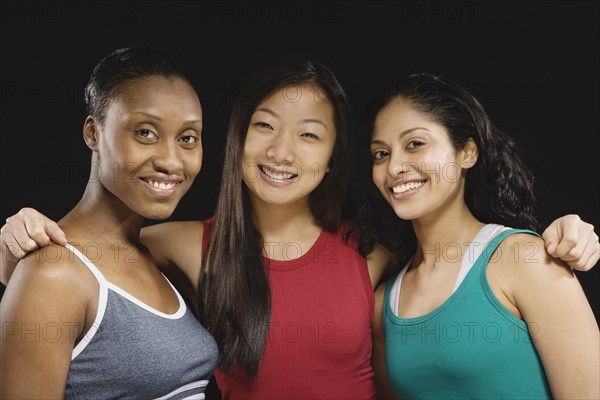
299;118;328;132
254;108;329;132
371;127;430;145
131;111;163;121
131;111;202;125
255;108;279;119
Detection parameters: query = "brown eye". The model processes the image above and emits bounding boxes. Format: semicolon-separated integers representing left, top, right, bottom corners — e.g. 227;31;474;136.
406;140;425;149
136;129;157;139
301;132;319;140
255;122;273;130
372;150;390;160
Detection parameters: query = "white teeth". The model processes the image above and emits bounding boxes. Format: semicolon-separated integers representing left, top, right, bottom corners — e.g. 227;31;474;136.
262;167;294;180
392;181;425;194
148;180;177;190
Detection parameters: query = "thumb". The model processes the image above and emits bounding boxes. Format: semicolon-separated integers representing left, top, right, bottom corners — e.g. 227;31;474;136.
542;224;560;256
44;218;67;246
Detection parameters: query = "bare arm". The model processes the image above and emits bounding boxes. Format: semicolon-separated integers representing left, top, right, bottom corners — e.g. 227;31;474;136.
372;283;399;400
0;209;206;297
0;246;87;398
140;220;205;305
366;243;396;289
2;210;599;287
496;234;599;399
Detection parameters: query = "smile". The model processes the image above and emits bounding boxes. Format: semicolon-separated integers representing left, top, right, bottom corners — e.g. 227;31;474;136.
391;180;425;194
146;179;178;190
140;178;181;197
259;164;298;182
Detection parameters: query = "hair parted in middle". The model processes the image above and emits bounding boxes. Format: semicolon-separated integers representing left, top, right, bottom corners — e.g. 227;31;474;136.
199;59;354;376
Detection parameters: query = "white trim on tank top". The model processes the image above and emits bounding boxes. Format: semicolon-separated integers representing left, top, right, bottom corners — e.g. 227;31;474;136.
390;224;507;315
64;243;187;360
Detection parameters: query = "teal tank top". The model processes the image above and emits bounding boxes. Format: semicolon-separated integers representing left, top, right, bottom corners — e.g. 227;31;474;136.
383;226;552;399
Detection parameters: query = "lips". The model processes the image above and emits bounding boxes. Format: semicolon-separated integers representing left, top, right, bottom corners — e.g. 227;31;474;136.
258;164;298;183
139;177;182;197
391;180;425;194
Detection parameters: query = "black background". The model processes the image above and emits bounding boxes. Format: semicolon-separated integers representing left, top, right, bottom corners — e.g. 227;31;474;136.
1;1;598;330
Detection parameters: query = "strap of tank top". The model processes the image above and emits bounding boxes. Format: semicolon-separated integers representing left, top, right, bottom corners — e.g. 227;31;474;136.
63;243;108;285
452;224;506;292
63;243;109;360
479;228;541;266
389;224;532;315
389;258;411;315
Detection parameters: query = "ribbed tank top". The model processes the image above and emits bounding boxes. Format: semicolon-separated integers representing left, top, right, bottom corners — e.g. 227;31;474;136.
383;225;552;399
204;218;376;400
63;243;219;400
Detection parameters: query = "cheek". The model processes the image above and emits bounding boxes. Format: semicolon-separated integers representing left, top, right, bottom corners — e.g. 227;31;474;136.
371;161;383;181
241;138;257;164
187;156;203;178
371;165;387;192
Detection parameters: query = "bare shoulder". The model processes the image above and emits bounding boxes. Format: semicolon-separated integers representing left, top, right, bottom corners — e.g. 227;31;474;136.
14;243;96;291
488;233;577;311
141;220;204;265
1;243;92;322
494;232;573;279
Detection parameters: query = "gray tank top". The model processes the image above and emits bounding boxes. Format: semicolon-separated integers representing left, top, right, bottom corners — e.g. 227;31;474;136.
63;244;218;399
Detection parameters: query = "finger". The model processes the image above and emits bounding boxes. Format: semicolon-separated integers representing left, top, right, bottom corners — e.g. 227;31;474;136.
562;232;588;265
559;230;599;270
574;233;600;271
43;217;68;246
4;218;41;254
583;247;600;271
552;219;581;259
0;225;32;260
20;210;53;247
541;226;559;256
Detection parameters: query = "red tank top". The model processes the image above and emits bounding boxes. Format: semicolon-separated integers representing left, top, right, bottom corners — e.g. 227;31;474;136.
202;218;375;399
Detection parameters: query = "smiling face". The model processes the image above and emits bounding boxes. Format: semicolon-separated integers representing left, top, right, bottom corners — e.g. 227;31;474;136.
241;84;336;208
88;75;203;220
370;98;477;222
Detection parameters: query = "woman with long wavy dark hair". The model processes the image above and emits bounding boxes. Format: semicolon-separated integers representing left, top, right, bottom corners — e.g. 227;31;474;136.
365;73;599;399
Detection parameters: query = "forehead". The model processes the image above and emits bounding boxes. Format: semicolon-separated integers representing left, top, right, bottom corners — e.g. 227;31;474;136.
257;84;334;120
372;99;436;137
108;75;202;117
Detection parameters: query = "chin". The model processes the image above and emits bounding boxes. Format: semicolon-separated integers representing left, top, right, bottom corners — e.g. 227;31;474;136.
142;207;176;221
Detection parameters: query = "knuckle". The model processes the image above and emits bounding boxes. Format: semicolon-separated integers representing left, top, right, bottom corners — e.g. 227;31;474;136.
30;228;45;238
22;239;39;252
567;248;583;260
561;237;577;249
17;208;31;216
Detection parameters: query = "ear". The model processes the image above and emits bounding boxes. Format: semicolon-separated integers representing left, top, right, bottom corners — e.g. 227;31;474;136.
83;116;100;151
460;137;478;169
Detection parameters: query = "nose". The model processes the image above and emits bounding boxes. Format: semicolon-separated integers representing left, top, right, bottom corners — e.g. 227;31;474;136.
152;141;184;174
266;132;294;164
387;151;408;177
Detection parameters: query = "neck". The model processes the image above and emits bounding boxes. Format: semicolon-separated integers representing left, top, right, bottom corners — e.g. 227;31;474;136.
411;201;484;268
250;195;319;241
60;180;144;246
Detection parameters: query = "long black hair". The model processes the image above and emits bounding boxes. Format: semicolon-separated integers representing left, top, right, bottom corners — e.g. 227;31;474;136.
199;59;353;376
356;73;540;264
